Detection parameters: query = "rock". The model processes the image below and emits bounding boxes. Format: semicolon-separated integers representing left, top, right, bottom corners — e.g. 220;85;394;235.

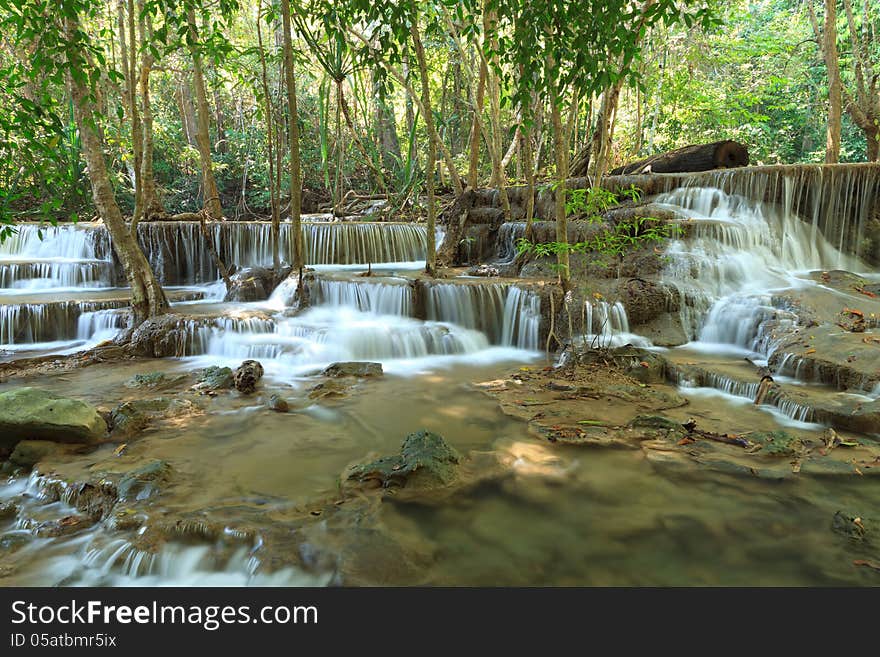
9;440;64;468
628;415;686;434
234;360;264;394
267;394;289;413
749;430;805;457
129;314;193;358
346;430;461;491
193;366;235;392
108;398;198;436
309;380;350;400
125;371;188;390
0;388;106;448
117;460;171;502
620;279;679;326
467;264;500;277
224;266;291;303
321;362;384;378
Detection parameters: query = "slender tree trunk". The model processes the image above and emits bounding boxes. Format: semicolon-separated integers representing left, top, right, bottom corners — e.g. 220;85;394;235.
280;0;304;271
66;19;168;324
126;0;143;225
467;53;487;189
410;20;437;276
809;0;843;163
333;79;344;215
137;0;164;222
257;0;281;273
177;77;199;148
825;0;842;163
372;66;402;175
187;8;223;219
483;8;511;220
550;86;570;289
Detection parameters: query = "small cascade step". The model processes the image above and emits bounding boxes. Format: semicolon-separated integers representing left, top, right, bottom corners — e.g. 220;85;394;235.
0;259;114;289
666;352;880;433
0;289;205;346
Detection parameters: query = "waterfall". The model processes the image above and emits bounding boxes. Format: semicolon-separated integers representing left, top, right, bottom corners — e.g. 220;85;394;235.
497;222;526;262
306;277;413;316
424;282;542;350
660;164;880;261
133;222;431;285
657;185;864;348
0;223;110;261
0;300;129;345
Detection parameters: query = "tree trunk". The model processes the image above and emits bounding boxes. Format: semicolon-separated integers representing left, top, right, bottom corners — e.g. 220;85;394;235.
372;66;402;174
280;0;304;271
137;0;165;222
257;0;281;273
467;53;487;189
66;18;168;324
177;76;199;148
187;8;223;219
410;19;437;276
550;87;570;288
825;0;842;163
483;8;511;221
126;0;143;225
609;140;750;175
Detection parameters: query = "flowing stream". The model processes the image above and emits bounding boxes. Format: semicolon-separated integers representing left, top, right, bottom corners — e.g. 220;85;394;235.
2;166;879;585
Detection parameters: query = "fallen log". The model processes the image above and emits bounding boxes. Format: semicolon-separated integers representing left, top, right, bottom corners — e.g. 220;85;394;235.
609;140;749;176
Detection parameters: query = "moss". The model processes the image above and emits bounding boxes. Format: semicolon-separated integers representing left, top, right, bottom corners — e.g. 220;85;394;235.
347;430;460;490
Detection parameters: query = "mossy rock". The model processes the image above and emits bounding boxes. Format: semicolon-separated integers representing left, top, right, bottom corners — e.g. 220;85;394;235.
125;372;187;390
347;430;461;491
628;414;685;434
117;460;171;501
194;366;235;391
0;388;106;448
750;431;805;457
9;440;65;468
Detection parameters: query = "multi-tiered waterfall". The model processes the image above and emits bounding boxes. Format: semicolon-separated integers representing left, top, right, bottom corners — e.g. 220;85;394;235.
0;220;541;372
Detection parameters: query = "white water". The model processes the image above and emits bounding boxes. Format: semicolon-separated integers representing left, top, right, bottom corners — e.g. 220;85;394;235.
656;187;864;350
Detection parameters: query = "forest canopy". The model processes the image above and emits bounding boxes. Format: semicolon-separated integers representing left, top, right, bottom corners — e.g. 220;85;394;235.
0;0;877;229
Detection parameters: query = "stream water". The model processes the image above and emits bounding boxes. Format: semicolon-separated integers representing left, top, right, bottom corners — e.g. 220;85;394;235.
1;167;879;585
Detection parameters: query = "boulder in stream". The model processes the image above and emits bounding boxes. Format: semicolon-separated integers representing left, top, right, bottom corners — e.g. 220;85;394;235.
346;430;460;491
0;388;107;448
322;362;384;378
234;360;264;394
224;266;292;303
193;366;235;392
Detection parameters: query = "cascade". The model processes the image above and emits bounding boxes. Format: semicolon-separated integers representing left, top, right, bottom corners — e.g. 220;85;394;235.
497;222;526;262
657;185;864;348
660;163;880;262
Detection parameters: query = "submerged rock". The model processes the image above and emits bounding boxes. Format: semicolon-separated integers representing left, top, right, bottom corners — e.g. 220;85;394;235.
346;430;460;491
0;388;106;448
125;371;188;390
117;460;171;501
322;362;384;378
234;360;264;394
193;366;235;392
108;398;199;436
9;440;65;468
267;394;290;413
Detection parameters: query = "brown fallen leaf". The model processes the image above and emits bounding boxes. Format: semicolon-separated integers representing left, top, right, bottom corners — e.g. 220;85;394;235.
855;287;878;298
804;348;816;355
677;437;696;446
843;307;865;317
853;559;880;572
